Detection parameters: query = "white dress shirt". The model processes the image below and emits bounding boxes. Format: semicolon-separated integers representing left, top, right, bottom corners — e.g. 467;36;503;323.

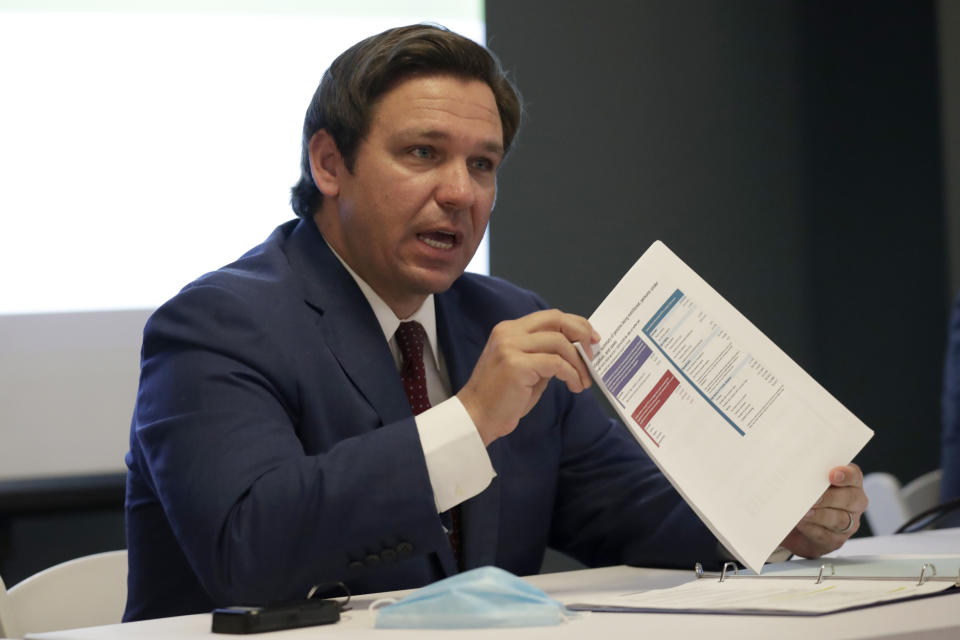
326;244;496;513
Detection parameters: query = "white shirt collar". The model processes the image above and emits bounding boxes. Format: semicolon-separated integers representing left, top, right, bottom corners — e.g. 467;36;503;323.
323;236;441;369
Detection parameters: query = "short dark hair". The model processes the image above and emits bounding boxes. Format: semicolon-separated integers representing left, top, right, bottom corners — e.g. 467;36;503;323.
289;24;522;218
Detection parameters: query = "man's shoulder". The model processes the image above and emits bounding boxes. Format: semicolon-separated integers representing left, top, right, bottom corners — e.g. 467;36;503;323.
447;272;548;318
147;220;304;330
187;219;301;294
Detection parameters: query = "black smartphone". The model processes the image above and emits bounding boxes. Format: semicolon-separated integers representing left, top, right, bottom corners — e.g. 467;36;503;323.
212;598;340;634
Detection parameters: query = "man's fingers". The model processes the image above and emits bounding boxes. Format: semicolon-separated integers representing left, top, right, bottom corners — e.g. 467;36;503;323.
815;485;869;514
782;463;868;560
528;352;588;393
816;463;868;522
513;309;599;347
804;506;858;534
829;463;863;488
461;309;601;446
784;520;847;558
511;331;592;389
489;312;596;390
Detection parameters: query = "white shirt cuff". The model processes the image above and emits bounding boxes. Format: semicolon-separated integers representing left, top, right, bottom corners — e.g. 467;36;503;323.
415;396;496;513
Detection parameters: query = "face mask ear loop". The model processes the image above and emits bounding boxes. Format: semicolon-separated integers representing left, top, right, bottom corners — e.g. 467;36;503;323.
307;581;352;611
369;597;399;611
560;606;585;621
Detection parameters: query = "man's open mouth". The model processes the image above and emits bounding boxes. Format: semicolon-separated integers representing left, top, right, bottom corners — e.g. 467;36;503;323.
418;231;457;250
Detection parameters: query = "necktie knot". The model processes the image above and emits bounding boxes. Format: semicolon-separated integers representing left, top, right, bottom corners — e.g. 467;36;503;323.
396;321;426;373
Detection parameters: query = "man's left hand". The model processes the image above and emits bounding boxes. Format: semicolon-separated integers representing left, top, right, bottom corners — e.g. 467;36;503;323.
780;463;868;558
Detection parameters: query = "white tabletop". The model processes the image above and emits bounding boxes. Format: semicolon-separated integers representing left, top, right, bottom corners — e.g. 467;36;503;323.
28;530;960;640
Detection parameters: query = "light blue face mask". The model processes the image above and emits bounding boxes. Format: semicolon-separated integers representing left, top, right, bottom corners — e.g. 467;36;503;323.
371;566;577;629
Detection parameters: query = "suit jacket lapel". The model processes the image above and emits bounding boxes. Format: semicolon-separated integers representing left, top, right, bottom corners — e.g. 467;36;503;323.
284;219;412;427
287;219;502;574
436;286;503;571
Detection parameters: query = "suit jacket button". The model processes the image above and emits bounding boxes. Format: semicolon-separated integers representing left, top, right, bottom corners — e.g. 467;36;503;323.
365;554;382;567
396;542;413;557
380;548;398;563
348;560;364;570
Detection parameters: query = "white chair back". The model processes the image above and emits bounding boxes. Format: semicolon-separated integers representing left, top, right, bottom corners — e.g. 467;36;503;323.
3;549;127;638
0;572;16;638
863;472;909;536
863;470;943;536
900;469;943;517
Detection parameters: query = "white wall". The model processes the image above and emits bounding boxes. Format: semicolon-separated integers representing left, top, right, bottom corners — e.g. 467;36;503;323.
0;3;484;483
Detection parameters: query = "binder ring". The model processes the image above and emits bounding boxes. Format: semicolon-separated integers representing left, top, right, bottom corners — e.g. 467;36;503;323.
816;563;835;585
918;563;937;586
719;562;739;582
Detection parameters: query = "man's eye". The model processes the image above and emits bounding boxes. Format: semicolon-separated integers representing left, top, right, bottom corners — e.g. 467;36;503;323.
410;146;433;159
471;157;495;172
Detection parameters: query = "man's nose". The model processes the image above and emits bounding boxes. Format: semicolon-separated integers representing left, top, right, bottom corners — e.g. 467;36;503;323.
436;161;475;211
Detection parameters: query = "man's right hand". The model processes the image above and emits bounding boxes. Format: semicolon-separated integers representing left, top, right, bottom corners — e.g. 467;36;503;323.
456;309;600;446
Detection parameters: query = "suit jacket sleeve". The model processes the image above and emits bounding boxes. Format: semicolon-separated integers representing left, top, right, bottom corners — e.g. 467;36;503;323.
943;290;960;502
131;282;450;605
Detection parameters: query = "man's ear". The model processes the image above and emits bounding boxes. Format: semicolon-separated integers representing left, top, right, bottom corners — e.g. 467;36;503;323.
308;129;344;198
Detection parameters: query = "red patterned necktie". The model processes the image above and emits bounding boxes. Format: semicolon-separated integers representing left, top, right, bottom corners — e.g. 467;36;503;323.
395;321;431;415
394;321;463;570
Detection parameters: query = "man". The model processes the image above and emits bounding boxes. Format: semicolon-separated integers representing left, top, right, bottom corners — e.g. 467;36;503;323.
124;24;866;621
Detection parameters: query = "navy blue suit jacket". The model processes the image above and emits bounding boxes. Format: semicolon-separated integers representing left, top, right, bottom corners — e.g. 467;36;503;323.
942;290;960;502
124;218;720;621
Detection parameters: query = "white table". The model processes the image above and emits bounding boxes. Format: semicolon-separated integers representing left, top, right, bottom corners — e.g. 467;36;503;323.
28;530;960;639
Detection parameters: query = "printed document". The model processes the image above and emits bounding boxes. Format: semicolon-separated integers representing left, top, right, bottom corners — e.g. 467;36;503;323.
580;241;874;573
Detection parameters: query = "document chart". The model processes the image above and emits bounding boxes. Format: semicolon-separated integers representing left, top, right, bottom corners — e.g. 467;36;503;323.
598;288;783;445
582;241;873;574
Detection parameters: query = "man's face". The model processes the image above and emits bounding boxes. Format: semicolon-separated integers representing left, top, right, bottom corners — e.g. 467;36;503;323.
314;74;504;318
